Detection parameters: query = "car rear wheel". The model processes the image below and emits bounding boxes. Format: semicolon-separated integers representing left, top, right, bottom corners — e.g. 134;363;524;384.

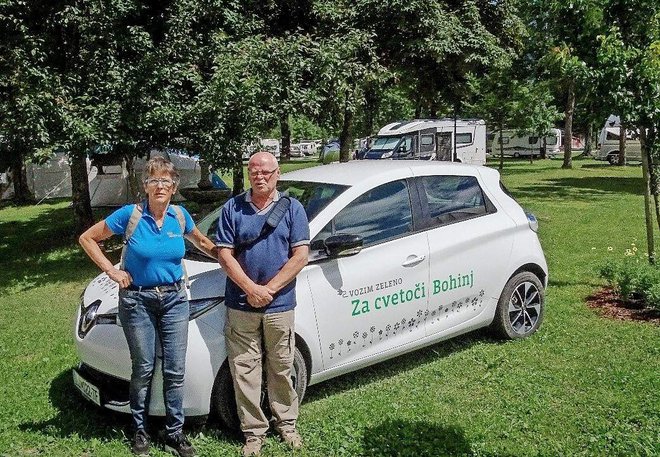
212;347;308;431
608;153;619;165
492;271;544;339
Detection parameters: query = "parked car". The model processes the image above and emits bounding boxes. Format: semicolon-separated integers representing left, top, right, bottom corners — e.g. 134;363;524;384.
73;161;548;430
298;141;319;156
289;144;304;157
595;127;642;164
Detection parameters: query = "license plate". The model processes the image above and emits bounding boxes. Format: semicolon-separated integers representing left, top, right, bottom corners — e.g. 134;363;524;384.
73;370;101;406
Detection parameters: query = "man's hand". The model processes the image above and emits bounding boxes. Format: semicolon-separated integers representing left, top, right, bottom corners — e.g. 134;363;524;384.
247;284;273;308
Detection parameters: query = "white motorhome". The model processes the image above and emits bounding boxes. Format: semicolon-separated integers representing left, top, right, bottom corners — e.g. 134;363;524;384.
595;126;642;164
489;129;563;158
361;119;487;165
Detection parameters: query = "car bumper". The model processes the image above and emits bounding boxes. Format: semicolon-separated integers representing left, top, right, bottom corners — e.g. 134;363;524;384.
73;305;228;417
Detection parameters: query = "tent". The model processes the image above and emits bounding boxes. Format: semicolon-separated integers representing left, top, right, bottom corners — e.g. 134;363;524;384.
2;150;202;206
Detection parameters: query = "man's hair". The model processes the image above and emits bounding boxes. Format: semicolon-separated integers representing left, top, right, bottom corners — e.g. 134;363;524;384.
143;156;180;183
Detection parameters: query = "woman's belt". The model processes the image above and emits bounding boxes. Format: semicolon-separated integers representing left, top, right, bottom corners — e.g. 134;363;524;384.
126;279;184;293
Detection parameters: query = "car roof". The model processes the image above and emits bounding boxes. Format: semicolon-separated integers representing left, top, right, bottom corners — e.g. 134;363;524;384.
280;160;498;186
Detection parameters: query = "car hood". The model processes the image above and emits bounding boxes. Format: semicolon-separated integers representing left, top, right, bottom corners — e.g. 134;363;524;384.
82;259;226;314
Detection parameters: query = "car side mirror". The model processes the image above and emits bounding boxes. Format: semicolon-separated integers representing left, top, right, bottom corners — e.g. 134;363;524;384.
324;234;363;258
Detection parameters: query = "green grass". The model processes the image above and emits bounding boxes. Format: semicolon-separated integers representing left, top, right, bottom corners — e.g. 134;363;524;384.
1;158;658;456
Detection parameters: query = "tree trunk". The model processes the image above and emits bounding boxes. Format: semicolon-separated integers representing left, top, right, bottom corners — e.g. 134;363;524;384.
540;136;547;160
70;152;94;235
197;158;212;190
646;127;660;234
640;128;655;264
583;123;593;157
232;149;245;196
280;113;291;162
414;93;422;119
124;155;143;202
11;149;34;204
498;120;504;172
618;121;627;166
562;80;575;169
339;105;353;163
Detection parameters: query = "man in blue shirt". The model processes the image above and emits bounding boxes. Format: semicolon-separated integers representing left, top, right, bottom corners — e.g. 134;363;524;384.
217;151;309;457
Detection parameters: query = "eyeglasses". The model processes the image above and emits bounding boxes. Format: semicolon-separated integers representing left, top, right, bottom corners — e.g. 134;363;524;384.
145;178;175;189
248;168;278;179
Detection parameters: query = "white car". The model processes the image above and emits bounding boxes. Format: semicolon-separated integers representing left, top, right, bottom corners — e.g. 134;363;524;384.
73;161;548;429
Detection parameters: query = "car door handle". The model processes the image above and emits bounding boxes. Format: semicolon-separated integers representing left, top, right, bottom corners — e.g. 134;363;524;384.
402;255;426;267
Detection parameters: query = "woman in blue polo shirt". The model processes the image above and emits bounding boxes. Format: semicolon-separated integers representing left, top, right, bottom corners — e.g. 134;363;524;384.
79;157;215;457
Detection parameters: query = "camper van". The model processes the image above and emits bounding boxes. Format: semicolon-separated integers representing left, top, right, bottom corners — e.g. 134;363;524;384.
489;129;563;158
362;119;487;165
595;127;642;164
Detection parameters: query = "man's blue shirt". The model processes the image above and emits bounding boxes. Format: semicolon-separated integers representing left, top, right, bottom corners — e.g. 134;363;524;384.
105;203;194;287
216;191;310;313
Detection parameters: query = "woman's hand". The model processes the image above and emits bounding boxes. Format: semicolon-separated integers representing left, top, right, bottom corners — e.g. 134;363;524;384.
106;267;133;289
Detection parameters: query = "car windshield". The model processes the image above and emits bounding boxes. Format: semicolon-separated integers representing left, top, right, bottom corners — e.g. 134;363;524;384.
186;180;348;259
370;136;402;151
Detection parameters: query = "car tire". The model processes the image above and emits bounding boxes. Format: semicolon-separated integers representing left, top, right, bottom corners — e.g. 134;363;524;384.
212;347;308;431
492;271;544;339
608;153;619;165
513;152;520;158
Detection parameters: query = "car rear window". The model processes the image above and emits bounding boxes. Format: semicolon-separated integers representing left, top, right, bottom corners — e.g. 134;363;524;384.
419;175;489;224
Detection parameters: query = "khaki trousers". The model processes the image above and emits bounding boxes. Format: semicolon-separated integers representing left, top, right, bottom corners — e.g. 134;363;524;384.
225;307;298;437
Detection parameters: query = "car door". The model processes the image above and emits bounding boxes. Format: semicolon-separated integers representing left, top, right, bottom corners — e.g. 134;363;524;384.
304;179;430;370
416;174;515;336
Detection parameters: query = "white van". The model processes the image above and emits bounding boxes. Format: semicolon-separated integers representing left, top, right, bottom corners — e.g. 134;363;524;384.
298;141;319;156
595;127;642;164
489;129;563;158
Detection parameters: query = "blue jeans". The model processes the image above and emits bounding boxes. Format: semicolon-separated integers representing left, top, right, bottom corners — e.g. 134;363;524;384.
118;287;189;437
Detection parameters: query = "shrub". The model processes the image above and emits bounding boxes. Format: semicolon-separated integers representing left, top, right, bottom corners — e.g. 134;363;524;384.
599;247;660;311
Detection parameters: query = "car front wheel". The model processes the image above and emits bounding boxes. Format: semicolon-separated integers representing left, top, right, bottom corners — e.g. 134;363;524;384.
212;347;308;431
492;271;544;339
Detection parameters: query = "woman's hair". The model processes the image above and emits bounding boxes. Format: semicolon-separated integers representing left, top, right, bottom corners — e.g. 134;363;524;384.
143;156;179;183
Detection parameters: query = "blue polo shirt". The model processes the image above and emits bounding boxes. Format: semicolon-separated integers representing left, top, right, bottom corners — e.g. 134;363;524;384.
105;202;194;287
216;191;310;313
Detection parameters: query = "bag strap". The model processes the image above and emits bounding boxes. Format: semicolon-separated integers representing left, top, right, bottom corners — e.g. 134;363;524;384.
120;202;190;288
120;203;143;271
171;205;190;288
234;196;291;256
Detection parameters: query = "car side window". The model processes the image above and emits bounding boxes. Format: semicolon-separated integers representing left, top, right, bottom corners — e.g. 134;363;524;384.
312;180;413;249
420;175;489;225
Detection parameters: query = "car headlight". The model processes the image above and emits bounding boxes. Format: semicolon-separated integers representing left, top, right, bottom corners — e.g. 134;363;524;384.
78;299;117;339
382;151;393;158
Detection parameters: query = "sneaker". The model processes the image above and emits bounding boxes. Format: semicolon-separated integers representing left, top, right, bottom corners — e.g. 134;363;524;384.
163;432;196;457
242;435;265;457
280;429;303;449
131;429;150;456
